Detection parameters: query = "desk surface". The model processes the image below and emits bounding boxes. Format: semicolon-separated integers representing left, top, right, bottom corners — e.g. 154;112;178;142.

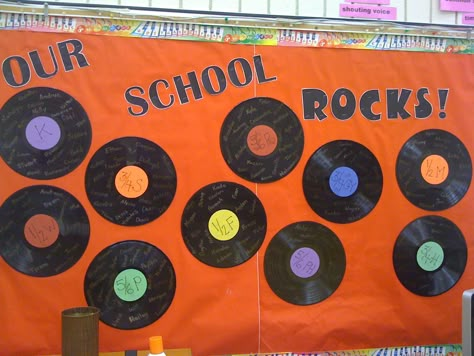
105;350;191;356
104;350;191;356
45;348;192;356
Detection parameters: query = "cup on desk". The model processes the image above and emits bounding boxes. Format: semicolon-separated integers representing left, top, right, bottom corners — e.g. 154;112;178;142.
61;306;100;356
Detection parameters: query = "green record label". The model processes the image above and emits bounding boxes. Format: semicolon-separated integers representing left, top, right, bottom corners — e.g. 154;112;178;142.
416;241;444;272
114;268;148;302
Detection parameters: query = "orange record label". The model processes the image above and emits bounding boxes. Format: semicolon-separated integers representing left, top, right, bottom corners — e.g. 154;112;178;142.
115;165;149;198
421;154;449;185
246;124;278;156
24;214;59;248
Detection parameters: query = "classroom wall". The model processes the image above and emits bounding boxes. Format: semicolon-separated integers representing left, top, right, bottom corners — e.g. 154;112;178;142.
25;0;468;26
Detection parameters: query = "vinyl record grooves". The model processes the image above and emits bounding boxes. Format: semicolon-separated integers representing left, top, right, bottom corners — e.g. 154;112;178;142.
303;140;383;223
181;181;267;268
85;136;177;226
396;129;472;211
0;185;90;277
393;215;467;297
264;221;346;305
0;87;92;179
84;240;176;329
220;97;304;183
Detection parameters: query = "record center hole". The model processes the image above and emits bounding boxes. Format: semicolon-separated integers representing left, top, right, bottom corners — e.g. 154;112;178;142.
329;166;359;198
290;247;320;278
246;124;278;157
24;214;59;248
416;241;444;272
420;154;449;185
114;268;148;302
115;165;149;199
25;116;61;151
208;209;240;241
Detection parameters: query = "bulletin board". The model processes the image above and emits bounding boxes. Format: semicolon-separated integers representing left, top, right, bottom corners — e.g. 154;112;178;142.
0;16;473;356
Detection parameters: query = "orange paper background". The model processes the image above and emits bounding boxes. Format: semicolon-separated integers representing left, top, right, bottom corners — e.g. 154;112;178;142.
0;31;473;356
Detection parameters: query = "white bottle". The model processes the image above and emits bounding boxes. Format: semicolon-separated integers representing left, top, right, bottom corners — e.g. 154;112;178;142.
148;336;166;356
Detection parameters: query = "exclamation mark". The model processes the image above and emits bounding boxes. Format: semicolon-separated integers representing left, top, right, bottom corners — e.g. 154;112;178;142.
438;89;448;119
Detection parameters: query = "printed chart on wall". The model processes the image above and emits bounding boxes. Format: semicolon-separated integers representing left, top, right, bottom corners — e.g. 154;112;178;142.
0;19;473;356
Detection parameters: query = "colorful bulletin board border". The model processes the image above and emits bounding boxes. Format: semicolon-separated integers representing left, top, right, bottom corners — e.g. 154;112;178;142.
223;343;462;355
0;12;472;54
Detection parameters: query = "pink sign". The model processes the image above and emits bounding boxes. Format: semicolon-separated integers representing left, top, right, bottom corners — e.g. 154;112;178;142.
339;3;397;20
345;0;390;4
440;0;474;12
462;12;474;23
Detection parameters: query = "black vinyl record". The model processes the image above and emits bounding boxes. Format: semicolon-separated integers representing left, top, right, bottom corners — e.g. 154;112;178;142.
84;240;176;329
396;129;472;211
220;97;304;183
393;215;467;297
0;87;92;179
0;185;90;277
303;140;383;224
85;137;177;226
264;221;346;305
181;181;267;268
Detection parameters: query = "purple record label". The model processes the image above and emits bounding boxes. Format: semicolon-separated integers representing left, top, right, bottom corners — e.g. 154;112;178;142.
290;247;320;278
329;166;359;198
25;116;61;150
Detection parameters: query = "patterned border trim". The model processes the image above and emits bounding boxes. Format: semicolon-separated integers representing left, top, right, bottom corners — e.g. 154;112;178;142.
0;12;472;54
222;344;462;355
